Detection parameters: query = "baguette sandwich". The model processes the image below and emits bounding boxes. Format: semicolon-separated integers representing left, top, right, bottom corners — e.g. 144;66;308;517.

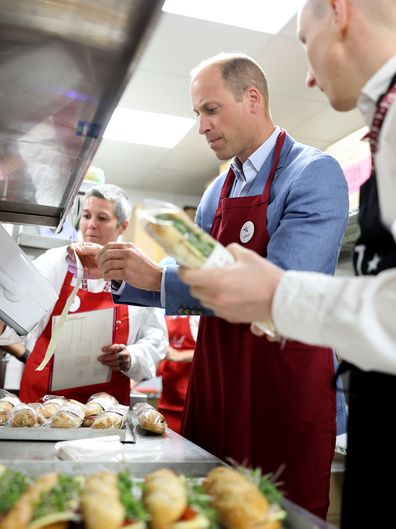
203;467;285;529
143;469;211;529
80;470;147;529
142;208;217;269
0;471;81;529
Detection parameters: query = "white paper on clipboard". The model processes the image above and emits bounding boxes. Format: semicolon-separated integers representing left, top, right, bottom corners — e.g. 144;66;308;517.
50;307;114;391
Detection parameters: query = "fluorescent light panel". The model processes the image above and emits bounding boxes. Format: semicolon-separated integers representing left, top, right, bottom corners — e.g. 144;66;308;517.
162;0;304;34
103;108;196;148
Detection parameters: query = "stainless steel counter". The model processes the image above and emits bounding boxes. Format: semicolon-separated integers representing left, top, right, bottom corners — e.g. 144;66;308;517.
0;426;223;476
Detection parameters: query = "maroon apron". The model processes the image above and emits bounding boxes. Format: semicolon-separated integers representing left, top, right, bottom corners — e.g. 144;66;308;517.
157;316;195;433
20;272;131;405
182;130;336;518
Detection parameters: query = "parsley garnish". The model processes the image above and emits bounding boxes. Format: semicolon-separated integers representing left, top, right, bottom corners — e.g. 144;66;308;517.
117;471;149;522
32;475;81;520
186;479;219;529
237;467;283;506
0;469;30;513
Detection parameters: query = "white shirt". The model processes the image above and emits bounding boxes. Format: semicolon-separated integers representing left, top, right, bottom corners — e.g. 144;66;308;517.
0;246;168;382
273;55;396;374
231;127;280;197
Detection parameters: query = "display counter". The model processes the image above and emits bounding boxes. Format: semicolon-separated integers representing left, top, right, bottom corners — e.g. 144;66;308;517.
0;423;338;529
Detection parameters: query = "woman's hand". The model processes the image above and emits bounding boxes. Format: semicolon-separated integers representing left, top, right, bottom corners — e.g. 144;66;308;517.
97;344;131;372
67;242;104;279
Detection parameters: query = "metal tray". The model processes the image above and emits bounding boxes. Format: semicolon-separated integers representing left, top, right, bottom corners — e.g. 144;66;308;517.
0;461;337;529
0;412;135;443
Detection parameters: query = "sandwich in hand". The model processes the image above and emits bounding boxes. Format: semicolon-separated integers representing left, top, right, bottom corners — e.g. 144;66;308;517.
138;201;230;270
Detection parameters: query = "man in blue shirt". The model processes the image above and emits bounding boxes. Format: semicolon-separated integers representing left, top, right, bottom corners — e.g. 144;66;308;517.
72;53;348;519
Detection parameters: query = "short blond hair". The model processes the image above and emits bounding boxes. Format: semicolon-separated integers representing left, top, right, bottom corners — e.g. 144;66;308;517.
191;52;270;110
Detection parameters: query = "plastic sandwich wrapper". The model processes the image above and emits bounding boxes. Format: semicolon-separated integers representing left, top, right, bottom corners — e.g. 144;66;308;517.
137;199;277;337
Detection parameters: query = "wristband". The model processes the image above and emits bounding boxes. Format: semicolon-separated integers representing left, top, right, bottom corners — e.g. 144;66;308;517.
19;349;30;364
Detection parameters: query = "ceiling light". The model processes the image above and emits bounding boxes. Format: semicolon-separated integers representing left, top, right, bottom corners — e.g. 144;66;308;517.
162;0;304;34
103;108;196;148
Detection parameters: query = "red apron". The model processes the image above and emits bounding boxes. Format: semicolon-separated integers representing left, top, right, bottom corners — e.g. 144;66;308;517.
157;316;195;433
182;130;336;518
20;271;130;405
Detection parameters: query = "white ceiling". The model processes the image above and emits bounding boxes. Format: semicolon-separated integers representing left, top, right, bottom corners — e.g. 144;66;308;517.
93;10;364;196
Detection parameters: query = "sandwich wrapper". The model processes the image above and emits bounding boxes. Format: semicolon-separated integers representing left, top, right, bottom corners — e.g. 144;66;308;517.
55;436;124;461
138;199;278;337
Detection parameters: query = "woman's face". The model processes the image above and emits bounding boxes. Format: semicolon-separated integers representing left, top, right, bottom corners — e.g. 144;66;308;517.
79;196;127;246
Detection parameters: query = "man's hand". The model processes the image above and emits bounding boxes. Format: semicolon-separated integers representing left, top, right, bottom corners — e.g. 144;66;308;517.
0;321;6;336
96;242;162;291
67;243;104;279
98;344;131;372
178;243;285;325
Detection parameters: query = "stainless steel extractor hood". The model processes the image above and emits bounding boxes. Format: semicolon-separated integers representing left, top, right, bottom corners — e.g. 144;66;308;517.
0;0;164;228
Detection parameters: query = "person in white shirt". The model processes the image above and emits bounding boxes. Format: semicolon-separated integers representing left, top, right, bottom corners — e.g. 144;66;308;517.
0;184;168;404
179;1;396;527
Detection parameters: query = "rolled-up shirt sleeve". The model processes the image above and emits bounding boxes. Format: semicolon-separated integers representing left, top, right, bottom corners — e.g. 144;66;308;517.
273;268;396;374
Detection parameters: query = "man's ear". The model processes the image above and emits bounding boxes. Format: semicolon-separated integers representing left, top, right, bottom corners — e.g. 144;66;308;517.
330;0;349;36
245;86;262;113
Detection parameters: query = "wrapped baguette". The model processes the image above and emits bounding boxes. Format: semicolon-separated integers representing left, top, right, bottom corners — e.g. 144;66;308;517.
138;200;232;270
39;396;66;420
0;393;21;425
83;392;119;427
91;404;128;429
8;404;39;428
133;403;167;434
49;403;85;429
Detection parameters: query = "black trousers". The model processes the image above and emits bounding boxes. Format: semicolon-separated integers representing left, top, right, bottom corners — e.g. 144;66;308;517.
341;366;396;529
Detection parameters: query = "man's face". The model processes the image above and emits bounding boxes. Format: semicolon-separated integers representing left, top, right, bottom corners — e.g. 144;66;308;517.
298;1;359;111
191;66;257;163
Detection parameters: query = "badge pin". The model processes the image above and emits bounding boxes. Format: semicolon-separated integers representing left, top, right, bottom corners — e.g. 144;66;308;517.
240;221;255;243
69;295;81;312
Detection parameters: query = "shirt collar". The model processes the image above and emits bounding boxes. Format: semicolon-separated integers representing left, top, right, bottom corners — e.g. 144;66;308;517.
230;126;280;185
358;54;396;126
